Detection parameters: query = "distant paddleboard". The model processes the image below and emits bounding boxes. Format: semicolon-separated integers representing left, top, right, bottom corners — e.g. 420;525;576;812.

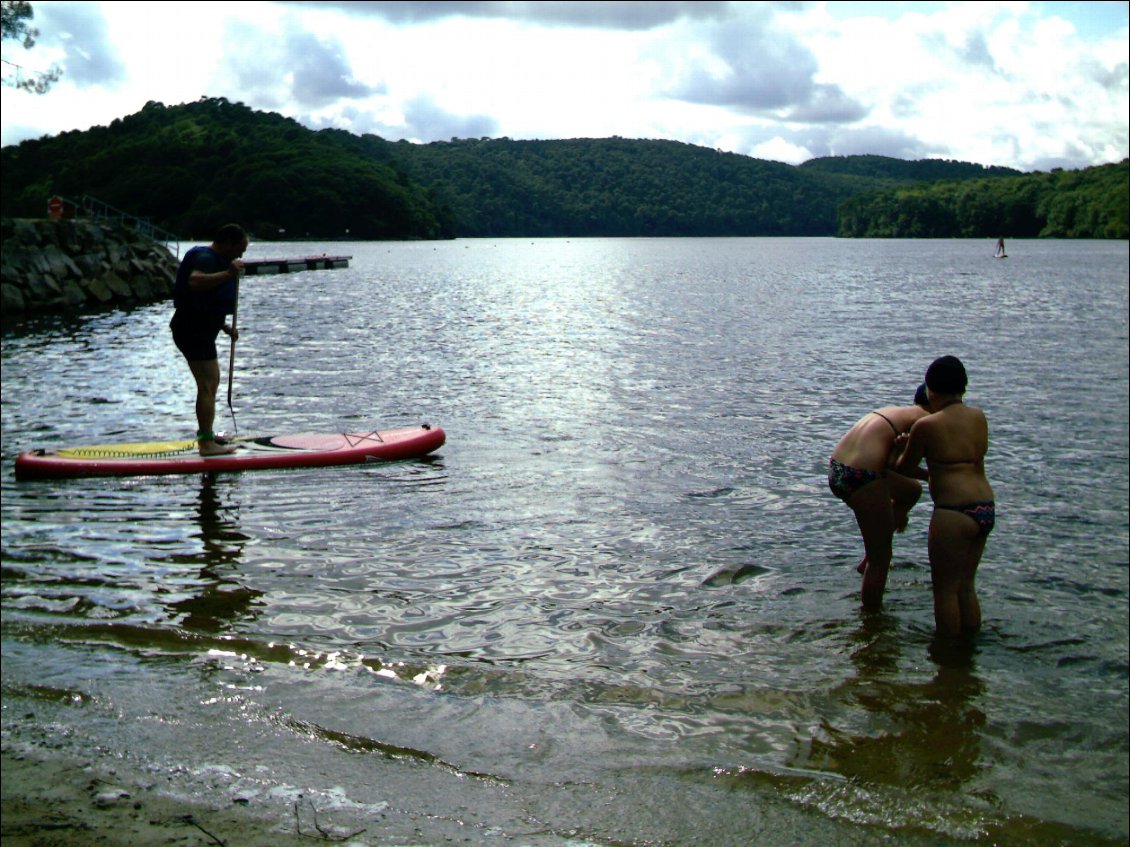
15;424;445;479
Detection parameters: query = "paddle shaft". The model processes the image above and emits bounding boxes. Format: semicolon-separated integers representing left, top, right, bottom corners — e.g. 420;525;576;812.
226;271;240;431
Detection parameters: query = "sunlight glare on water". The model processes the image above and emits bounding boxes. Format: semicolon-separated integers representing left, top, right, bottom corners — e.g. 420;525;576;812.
2;237;1127;846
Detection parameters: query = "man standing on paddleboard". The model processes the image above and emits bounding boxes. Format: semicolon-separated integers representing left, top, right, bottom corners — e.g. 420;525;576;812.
170;224;247;456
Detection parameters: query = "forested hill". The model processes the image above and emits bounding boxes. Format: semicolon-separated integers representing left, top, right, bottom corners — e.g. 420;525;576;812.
0;99;453;241
376;136;835;237
1;98;1123;240
836;160;1128;239
799;154;1022;182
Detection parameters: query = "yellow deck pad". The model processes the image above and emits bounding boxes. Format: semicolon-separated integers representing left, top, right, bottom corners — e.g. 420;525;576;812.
56;438;247;460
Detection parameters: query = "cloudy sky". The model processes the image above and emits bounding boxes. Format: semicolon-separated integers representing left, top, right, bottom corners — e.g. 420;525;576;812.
2;1;1127;171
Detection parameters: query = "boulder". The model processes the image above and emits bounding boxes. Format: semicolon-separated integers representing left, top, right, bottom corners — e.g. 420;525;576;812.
1;217;178;317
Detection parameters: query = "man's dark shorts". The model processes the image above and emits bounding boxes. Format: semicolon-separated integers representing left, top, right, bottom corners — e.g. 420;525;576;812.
170;314;222;362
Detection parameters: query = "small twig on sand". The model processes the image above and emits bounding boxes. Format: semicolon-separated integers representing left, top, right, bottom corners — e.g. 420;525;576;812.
293;795;366;841
174;814;227;846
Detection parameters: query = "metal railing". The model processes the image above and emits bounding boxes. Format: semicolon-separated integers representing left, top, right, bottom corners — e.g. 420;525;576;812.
58;195;180;255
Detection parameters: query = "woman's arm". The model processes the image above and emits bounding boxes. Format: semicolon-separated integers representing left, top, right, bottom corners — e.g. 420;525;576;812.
893;423;930;481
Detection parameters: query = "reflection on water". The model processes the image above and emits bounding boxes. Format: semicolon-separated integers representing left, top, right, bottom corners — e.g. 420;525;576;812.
800;619;987;795
713;620;992;840
164;474;260;633
2;238;1128;846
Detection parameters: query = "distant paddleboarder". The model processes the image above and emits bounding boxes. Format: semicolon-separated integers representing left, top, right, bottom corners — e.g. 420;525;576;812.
994;237;1007;258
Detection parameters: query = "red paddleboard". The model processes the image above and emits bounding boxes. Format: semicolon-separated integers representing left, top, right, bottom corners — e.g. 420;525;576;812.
15;424;445;480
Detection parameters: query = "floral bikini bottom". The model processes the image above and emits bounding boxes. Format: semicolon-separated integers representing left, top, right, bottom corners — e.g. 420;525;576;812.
938;501;996;536
828;458;883;501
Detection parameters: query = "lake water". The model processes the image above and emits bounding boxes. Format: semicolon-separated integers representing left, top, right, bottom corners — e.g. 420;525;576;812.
2;237;1127;846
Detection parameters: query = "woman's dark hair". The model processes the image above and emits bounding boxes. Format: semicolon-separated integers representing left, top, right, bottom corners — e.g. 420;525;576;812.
925;356;968;394
914;383;929;407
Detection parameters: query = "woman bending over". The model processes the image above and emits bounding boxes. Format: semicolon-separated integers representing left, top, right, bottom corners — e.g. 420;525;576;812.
829;384;931;610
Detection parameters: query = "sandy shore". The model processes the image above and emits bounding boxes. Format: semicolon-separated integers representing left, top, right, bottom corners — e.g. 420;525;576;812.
2;738;626;847
1;746;382;847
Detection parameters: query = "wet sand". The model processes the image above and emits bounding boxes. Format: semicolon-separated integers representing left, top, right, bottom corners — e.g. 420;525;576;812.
0;740;945;847
2;747;378;847
3;743;584;847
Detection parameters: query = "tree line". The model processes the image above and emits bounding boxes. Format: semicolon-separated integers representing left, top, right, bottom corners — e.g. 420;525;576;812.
1;99;453;240
1;97;1125;240
837;160;1128;239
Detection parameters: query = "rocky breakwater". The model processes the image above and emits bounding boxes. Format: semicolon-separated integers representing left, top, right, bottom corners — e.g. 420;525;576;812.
1;217;178;317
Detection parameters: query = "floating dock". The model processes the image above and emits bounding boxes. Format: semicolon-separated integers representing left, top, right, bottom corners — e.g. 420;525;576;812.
242;255;351;276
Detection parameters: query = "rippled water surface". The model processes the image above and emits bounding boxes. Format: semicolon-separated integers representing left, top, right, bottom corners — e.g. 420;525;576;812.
3;237;1128;845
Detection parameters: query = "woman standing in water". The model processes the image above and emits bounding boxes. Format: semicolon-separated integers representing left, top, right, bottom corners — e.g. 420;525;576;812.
829;385;932;611
895;356;995;638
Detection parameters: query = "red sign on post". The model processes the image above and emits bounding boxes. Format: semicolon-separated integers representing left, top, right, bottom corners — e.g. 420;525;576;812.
47;196;64;221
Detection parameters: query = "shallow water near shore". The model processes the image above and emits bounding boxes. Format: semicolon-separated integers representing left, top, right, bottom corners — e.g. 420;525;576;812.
2;237;1128;845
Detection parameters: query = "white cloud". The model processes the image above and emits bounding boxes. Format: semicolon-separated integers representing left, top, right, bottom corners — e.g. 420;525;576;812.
37;2;126;86
286;1;731;30
1;0;1126;171
748;136;814;165
401;94;499;142
224;14;385;111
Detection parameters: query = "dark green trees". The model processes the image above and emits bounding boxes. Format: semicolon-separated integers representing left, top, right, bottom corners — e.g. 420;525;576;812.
2;97;1125;240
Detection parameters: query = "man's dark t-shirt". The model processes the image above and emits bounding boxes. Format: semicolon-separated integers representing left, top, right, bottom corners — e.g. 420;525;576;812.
170;246;236;361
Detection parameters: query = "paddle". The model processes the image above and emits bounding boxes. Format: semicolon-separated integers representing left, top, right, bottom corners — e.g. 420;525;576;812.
226;269;240;434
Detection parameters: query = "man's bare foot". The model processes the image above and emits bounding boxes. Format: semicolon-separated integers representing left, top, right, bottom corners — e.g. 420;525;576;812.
199;439;237;456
